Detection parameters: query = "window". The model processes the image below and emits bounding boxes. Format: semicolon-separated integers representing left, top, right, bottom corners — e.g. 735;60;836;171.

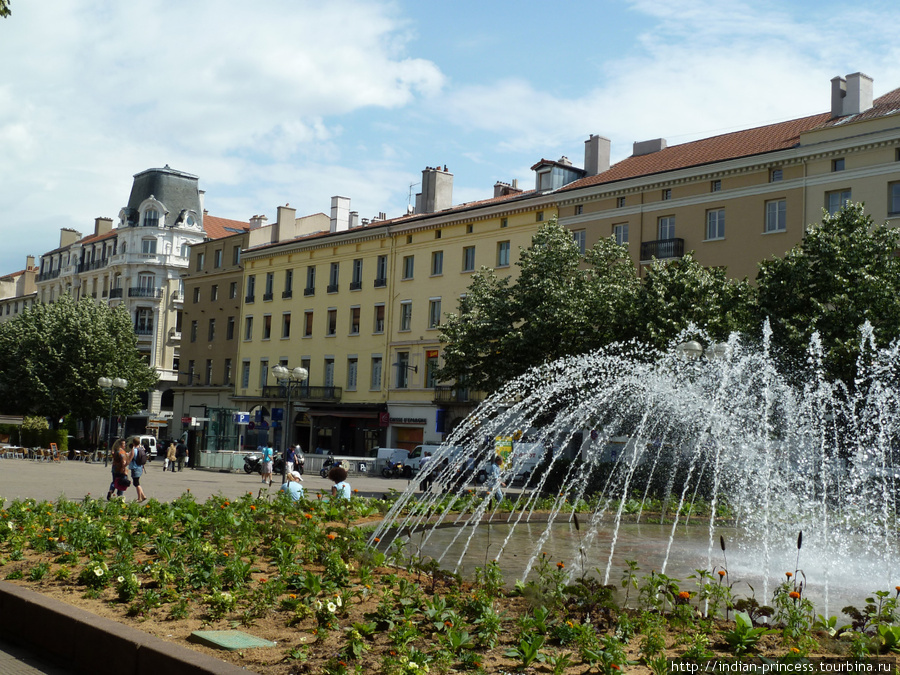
462;246;475;271
232;245;241;266
832;158;845;172
326;309;337;336
396;351;410;388
370;356;382;390
187;360;195;382
826;189;851;215
283;269;293;298
431;251;443;275
244;316;253;340
229;282;237;299
192;287;201;303
304;311;313;337
613;224;629;246
351;259;362;290
402;255;414;279
466;224;474;234
573;230;586;254
227;316;235;340
435;229;442;239
264;273;274;301
500;218;508;228
658;216;676;240
205;359;213;386
662;189;671;201
262;314;272;340
706;209;725;240
180;243;190;258
496;241;510;267
143;209;159;227
305;266;316;295
890;182;900;215
246;275;256;302
214;249;222;268
425;350;439;388
224;359;232;385
711;180;721;192
536;211;544;222
259;360;268;389
575;204;583;215
196;252;205;271
328;263;339;293
141;238;157;254
347;358;358;391
241;361;250;388
282;313;291;339
400;301;412;331
349;306;360;334
190;320;198;343
207;318;216;341
617;196;626;208
428;299;441;328
324;359;335;388
406;234;413;244
374;304;385;333
765;199;787;232
375;255;387;287
770;168;783;182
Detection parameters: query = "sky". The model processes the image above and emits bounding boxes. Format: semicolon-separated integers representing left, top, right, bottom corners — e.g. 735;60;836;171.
2;0;900;275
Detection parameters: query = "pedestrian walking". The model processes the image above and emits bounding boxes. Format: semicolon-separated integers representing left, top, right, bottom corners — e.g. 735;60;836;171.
261;445;274;486
106;439;133;500
175;441;186;471
166;442;177;472
129;441;148;502
285;445;296;476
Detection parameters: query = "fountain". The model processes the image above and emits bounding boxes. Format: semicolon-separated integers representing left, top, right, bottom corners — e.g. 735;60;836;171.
370;324;900;616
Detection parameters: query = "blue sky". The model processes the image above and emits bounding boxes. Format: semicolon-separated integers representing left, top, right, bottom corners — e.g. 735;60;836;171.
2;0;900;275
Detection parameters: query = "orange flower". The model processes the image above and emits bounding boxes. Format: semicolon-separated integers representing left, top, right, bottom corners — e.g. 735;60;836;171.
556;562;565;569
304;513;312;519
679;591;691;600
260;578;267;583
353;489;358;493
327;533;337;540
250;505;256;511
289;594;296;599
373;537;381;543
223;552;229;557
789;591;801;599
791;648;800;654
611;665;620;670
718;570;726;577
786;572;793;578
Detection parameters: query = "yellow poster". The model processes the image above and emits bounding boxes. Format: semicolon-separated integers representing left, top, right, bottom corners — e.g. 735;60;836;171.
494;436;513;466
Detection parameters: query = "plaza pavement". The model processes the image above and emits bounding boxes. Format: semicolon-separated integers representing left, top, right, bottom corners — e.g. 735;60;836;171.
0;456;420;505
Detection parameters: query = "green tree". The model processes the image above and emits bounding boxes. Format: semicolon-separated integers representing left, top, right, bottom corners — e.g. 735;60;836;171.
639;252;755;350
0;0;9;18
0;295;157;429
436;220;640;393
756;202;900;383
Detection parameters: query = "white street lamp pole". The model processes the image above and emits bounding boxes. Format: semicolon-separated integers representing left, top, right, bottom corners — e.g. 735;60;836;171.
98;376;128;466
271;365;308;483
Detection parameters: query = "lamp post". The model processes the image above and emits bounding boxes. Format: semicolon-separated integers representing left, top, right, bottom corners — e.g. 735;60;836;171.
98;376;127;466
271;365;308;483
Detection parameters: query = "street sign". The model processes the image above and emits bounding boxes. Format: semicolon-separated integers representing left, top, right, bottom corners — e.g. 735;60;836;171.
232;412;250;425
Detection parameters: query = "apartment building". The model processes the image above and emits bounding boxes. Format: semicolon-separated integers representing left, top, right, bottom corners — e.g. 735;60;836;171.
557;73;900;281
230;167;564;455
0;256;38;323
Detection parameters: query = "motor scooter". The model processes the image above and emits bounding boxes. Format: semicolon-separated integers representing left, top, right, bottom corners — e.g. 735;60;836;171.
319;454;336;478
381;459;405;478
244;453;285;475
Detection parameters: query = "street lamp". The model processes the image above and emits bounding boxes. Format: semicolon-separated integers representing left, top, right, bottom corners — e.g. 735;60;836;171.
98;376;127;466
271;365;308;483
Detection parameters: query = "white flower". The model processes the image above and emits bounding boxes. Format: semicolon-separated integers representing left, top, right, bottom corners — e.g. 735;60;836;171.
326;602;336;613
93;567;104;577
117;576;125;583
6;521;13;530
315;600;323;610
335;596;343;607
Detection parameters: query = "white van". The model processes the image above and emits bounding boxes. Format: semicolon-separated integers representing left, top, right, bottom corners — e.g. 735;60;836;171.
406;444;465;476
138;435;158;459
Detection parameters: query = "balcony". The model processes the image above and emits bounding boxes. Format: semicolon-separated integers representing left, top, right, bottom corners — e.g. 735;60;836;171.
349;280;362;291
135;325;154;336
262;385;342;402
373;277;387;288
282;289;293;299
303;287;315;296
38;270;61;282
77;258;108;273
433;386;486;405
128;287;164;299
245;295;255;303
327;284;339;293
109;288;124;299
640;238;685;262
263;292;273;301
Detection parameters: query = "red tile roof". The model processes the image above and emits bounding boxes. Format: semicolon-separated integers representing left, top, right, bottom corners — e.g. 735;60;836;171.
561;86;900;193
203;215;250;240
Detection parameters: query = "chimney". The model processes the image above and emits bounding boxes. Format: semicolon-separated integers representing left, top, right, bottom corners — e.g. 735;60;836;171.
330;196;351;233
633;138;667;157
59;228;81;248
831;72;874;118
349;211;359;228
415;166;453;214
584;134;611;176
249;215;268;230
26;255;35;270
493;181;524;198
94;217;113;236
274;205;297;243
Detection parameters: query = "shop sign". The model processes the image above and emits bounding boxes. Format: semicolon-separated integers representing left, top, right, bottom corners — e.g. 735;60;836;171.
390;417;427;425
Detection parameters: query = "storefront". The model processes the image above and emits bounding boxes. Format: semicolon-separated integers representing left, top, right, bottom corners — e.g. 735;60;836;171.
387;404;441;451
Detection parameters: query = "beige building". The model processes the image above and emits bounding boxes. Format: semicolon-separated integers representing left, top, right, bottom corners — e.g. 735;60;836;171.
557;73;900;280
230;167;564;456
0;256;38;323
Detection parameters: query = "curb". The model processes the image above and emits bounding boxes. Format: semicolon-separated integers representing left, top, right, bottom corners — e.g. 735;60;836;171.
0;582;254;675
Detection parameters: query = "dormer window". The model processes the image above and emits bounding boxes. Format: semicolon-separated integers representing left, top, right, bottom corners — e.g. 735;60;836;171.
143;209;160;227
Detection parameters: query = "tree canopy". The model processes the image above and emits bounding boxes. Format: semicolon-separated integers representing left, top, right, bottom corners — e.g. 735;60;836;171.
0;295;157;427
756;202;900;383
